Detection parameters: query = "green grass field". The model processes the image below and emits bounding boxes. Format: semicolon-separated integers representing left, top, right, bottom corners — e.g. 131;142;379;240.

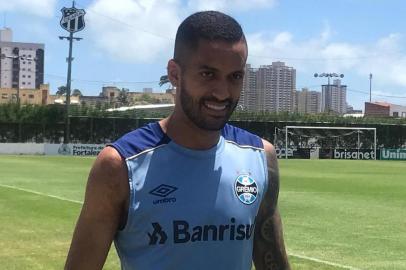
0;156;405;269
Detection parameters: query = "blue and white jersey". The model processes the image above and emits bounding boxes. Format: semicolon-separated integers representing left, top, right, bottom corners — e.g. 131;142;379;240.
109;122;268;270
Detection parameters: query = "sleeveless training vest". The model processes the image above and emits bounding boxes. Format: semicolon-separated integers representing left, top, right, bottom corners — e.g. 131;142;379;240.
109;122;268;270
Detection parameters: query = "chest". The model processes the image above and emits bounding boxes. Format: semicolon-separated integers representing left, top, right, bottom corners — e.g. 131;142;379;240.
126;148;267;229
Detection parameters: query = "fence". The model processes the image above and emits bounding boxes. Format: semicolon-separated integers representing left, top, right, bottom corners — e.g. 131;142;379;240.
1;117;406;148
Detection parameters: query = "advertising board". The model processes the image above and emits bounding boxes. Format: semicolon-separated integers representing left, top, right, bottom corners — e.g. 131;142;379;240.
380;149;406;160
44;144;105;156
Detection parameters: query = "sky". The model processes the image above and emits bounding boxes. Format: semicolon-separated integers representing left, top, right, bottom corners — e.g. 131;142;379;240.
1;0;406;110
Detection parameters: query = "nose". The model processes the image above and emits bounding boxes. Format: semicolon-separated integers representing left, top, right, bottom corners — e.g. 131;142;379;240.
211;79;231;101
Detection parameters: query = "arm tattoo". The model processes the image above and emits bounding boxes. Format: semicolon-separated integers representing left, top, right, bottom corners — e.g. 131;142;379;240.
253;140;290;270
264;251;278;270
261;216;275;242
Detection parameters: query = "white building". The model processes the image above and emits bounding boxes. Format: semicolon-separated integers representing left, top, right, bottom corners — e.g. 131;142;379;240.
296;88;321;114
0;28;44;89
143;87;153;93
239;62;296;112
322;79;347;115
239;64;257;111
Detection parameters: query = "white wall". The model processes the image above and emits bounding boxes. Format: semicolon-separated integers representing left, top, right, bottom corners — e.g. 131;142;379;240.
390;104;406;118
0;143;105;156
0;143;44;155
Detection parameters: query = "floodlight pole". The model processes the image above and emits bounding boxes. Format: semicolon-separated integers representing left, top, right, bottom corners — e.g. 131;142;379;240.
59;1;83;144
59;33;82;143
66;31;73;144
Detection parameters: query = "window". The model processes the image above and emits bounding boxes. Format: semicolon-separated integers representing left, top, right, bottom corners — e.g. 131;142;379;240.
23;61;26;64
22;82;26;85
393;112;399;117
22;75;26;78
29;94;34;99
1;93;8;99
28;75;31;78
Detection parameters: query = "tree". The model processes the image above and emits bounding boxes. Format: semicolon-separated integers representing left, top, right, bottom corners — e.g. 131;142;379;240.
159;75;170;87
117;88;130;106
56;86;67;96
72;89;83;96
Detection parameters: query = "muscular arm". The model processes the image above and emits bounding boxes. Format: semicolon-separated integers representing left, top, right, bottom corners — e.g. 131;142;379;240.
253;140;290;270
65;147;129;270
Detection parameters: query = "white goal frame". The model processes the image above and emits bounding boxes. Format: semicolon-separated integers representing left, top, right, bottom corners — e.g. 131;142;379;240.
284;126;377;160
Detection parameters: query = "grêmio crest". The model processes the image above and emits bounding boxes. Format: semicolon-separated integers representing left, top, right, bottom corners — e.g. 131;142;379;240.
60;7;86;33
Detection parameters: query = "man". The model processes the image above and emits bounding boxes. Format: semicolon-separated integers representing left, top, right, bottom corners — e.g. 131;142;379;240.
65;11;290;270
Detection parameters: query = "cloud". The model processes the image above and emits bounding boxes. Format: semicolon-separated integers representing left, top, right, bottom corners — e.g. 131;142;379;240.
83;0;406;99
86;0;181;63
84;0;278;63
0;0;56;18
187;0;277;12
246;29;406;91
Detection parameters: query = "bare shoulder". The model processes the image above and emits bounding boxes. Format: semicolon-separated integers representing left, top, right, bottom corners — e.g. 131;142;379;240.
91;146;127;178
86;146;129;207
64;147;129;269
260;138;279;211
261;139;277;163
95;146;124;170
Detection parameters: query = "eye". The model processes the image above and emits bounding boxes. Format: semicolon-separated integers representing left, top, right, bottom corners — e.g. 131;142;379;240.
232;72;244;80
200;71;214;78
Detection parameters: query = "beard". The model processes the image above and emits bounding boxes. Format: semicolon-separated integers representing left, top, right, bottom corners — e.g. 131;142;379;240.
179;78;238;131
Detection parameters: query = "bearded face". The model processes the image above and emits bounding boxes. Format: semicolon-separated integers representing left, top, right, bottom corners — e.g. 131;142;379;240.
179;76;239;131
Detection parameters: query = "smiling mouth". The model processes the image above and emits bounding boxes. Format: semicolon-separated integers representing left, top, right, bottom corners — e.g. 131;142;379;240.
205;103;227;111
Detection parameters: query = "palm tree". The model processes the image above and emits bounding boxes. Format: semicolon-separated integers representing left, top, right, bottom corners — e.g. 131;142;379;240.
56;86;67;96
72;89;83;96
159;75;170;87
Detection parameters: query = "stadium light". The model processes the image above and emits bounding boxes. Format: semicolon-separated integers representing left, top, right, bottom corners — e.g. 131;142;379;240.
314;72;344;86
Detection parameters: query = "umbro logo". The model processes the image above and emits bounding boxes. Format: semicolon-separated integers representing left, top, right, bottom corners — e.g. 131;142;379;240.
149;184;177;205
149;184;177;197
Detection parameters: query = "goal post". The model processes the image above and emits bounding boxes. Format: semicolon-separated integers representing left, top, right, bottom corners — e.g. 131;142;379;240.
283;126;377;160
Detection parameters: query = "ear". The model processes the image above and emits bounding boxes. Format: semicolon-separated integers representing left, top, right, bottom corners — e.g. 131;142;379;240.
167;59;181;87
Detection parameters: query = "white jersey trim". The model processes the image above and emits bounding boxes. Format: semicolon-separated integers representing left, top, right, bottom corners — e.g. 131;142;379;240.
224;139;264;151
125;144;168;161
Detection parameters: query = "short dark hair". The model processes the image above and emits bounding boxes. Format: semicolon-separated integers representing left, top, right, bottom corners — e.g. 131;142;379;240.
174;11;246;65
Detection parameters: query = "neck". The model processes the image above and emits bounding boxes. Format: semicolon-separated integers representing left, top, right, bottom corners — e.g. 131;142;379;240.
159;113;221;150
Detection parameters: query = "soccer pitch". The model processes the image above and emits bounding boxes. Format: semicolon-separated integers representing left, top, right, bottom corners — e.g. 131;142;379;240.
0;156;405;269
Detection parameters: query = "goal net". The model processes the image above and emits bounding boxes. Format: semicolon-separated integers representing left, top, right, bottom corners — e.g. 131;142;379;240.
274;126;377;160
